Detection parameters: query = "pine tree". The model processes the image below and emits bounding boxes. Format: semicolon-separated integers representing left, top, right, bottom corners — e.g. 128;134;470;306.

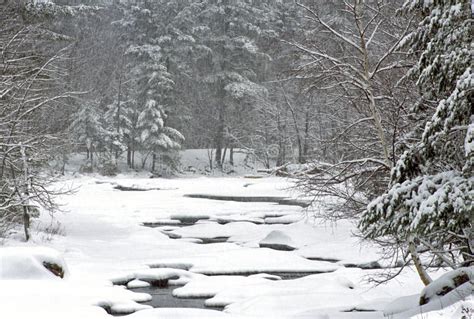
359;0;473;284
69;102;106;170
169;0;276;169
118;1;185;172
104;97;132;165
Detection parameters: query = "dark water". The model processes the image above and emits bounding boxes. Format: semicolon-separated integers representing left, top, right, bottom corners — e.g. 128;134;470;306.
184;194;311;207
194;270;333;280
120;271;338;316
131;285;224;311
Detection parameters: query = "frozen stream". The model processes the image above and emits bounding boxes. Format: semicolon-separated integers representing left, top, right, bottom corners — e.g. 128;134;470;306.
1;175;444;318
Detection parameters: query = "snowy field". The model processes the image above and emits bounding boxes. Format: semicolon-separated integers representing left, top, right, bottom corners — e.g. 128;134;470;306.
1;172;472;318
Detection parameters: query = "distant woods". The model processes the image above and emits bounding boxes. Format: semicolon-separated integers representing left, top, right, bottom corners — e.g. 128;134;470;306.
0;0;419;174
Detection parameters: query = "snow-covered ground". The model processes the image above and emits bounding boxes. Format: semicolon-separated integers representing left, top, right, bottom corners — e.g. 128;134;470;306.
1;171;472;318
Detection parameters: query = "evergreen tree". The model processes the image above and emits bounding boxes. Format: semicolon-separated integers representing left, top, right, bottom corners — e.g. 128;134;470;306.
118;1;185;171
359;0;473;284
69;102;106;169
169;0;277;169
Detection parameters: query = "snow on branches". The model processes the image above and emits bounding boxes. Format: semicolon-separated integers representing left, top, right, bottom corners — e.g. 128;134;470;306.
360;0;473;274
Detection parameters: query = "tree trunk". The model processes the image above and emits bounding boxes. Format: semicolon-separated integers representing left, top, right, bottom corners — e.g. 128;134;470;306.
355;2;392;169
281;85;304;164
115;53;125;165
215;147;222;169
276;111;287;167
367;90;392;168
23;206;30;241
151;152;156;172
409;236;432;286
127;147;131;167
214;106;225;170
131;149;135;169
229;147;234;166
207;148;214;171
222;147;227;166
462;226;474;265
20;145;30;241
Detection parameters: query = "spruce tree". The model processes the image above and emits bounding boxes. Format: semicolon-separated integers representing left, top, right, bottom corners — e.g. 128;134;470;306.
359;0;473;284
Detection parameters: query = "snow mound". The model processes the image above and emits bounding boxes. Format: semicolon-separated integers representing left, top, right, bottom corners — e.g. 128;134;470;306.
216;216;264;225
259;230;297;251
209;272;357;309
409;296;474;319
420;267;473;305
264;215;301;225
386;268;473;319
147;261;193;270
113;268;199;286
224;292;365;317
0;279;153;317
158;248;338;275
127;279;150;289
0;246;68;280
172;275;273;299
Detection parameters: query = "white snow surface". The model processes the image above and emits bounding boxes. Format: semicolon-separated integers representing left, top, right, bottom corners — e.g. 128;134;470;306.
0;173;467;318
408;296;474;319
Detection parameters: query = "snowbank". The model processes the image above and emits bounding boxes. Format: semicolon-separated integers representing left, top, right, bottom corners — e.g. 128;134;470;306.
0;246;68;280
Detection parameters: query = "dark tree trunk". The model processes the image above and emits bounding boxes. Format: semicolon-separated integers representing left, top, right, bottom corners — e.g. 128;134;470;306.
23;206;30;241
222;147;227;165
151;152;156;172
229;147;234;166
214;4;229;171
131;149;135;169
214;104;225;170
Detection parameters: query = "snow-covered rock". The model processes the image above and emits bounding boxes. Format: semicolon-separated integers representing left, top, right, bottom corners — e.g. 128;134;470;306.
419;267;473;305
409;296;474;319
387;267;474;319
0;246;68;280
259;230;297;251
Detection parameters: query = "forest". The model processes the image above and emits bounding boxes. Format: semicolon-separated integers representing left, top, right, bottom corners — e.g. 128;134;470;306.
0;1;472;318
